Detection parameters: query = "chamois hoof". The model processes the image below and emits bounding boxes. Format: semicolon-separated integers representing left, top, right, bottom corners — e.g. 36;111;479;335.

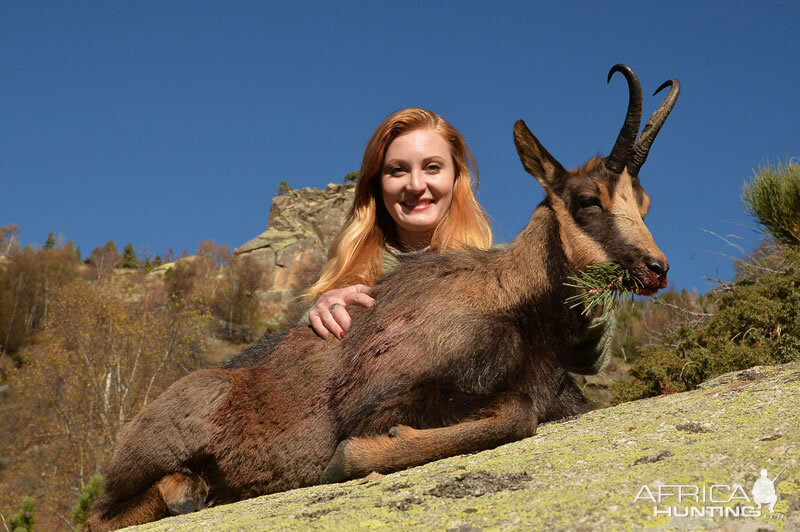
157;472;210;516
166;499;203;516
321;440;349;484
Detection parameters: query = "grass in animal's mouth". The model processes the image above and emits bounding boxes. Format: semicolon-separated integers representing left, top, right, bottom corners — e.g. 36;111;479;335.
564;262;640;315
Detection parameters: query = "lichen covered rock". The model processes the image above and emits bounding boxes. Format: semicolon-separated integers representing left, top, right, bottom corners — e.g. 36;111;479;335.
128;362;800;531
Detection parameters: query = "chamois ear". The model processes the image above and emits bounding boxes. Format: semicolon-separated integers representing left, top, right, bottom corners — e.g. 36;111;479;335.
513;120;565;192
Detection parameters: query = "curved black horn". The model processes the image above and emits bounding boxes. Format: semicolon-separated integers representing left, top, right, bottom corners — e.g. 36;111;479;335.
627;79;680;177
605;64;643;174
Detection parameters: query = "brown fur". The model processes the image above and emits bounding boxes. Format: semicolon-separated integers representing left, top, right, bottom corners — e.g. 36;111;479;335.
87;95;674;531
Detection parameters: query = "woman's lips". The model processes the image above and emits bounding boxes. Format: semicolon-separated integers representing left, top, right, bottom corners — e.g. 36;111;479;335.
402;200;434;211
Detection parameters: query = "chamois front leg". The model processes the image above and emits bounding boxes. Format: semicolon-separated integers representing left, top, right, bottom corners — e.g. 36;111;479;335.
322;391;537;483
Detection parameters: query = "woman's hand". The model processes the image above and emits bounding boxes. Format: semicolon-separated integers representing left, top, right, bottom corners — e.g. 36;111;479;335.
309;284;375;339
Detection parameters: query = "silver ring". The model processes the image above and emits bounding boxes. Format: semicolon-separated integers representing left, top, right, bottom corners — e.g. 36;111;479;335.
329;303;342;312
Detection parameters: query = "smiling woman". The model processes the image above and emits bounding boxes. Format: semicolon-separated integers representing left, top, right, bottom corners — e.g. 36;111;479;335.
381;128;456;248
305;107;492;339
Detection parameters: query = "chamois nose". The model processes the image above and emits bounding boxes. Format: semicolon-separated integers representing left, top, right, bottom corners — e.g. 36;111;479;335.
646;258;669;277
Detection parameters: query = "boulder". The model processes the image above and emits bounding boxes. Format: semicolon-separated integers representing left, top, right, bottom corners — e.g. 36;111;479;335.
235;183;355;325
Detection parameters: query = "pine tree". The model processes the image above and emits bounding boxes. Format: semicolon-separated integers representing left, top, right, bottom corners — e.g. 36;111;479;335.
75;245;82;263
44;232;56;249
72;474;104;528
277;180;292;195
153;255;163;267
9;496;35;532
120;243;138;269
344;171;359;184
742;160;800;246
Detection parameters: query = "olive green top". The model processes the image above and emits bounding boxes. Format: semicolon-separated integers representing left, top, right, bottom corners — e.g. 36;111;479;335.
300;245;615;375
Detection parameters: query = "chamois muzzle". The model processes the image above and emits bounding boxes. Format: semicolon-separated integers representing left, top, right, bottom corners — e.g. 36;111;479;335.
631;256;670;296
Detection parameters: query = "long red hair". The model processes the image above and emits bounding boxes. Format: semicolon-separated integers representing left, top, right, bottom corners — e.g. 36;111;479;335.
306;108;492;301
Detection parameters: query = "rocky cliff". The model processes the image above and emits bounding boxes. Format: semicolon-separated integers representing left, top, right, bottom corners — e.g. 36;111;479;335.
128;362;799;531
234;183;355;325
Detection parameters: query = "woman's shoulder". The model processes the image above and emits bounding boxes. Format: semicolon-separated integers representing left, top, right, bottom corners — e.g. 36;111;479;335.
382;243;428;275
384;242;505;272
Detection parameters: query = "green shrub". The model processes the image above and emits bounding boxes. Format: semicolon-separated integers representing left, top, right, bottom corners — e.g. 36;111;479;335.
9;496;35;532
614;247;800;402
72;474;104;528
742;160;800;246
277;180;292;195
120;243;138;269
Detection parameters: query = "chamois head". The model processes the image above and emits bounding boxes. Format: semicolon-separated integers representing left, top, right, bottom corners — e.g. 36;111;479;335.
514;64;680;296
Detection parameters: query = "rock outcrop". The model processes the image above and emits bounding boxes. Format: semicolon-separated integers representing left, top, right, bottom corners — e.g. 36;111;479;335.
129;362;799;531
234;184;355;325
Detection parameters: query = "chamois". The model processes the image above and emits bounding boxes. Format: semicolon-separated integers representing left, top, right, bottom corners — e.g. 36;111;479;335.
86;64;679;530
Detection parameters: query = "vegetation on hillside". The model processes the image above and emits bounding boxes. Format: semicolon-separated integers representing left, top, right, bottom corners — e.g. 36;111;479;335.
0;228;80;364
1;279;207;528
163;240;266;343
0;234;265;529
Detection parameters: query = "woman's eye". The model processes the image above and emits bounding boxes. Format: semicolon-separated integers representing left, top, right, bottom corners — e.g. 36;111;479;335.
425;164;441;174
389;166;405;176
577;195;602;209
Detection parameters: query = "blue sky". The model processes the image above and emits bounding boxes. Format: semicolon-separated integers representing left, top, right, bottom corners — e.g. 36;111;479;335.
2;1;798;293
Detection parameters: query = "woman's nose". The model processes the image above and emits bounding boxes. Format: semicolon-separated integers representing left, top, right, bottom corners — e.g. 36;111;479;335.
406;168;426;193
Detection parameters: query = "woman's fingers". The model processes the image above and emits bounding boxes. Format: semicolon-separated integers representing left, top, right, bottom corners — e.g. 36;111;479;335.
309;311;330;339
331;304;351;335
350;284;373;295
309;300;348;339
320;306;346;339
309;285;375;339
343;290;375;309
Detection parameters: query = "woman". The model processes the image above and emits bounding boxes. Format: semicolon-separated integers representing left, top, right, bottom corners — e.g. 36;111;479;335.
306;107;491;340
306;107;613;374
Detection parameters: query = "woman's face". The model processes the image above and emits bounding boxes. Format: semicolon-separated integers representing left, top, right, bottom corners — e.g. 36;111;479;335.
381;128;456;248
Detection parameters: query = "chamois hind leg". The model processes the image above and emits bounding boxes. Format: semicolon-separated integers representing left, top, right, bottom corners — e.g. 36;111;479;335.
322;391;537;483
84;483;166;532
84;472;209;531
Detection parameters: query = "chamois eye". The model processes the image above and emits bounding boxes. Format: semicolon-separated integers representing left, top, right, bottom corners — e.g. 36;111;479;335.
577;195;602;210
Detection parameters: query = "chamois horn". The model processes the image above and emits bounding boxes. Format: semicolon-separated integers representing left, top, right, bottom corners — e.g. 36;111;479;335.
605;64;642;175
627;79;681;177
